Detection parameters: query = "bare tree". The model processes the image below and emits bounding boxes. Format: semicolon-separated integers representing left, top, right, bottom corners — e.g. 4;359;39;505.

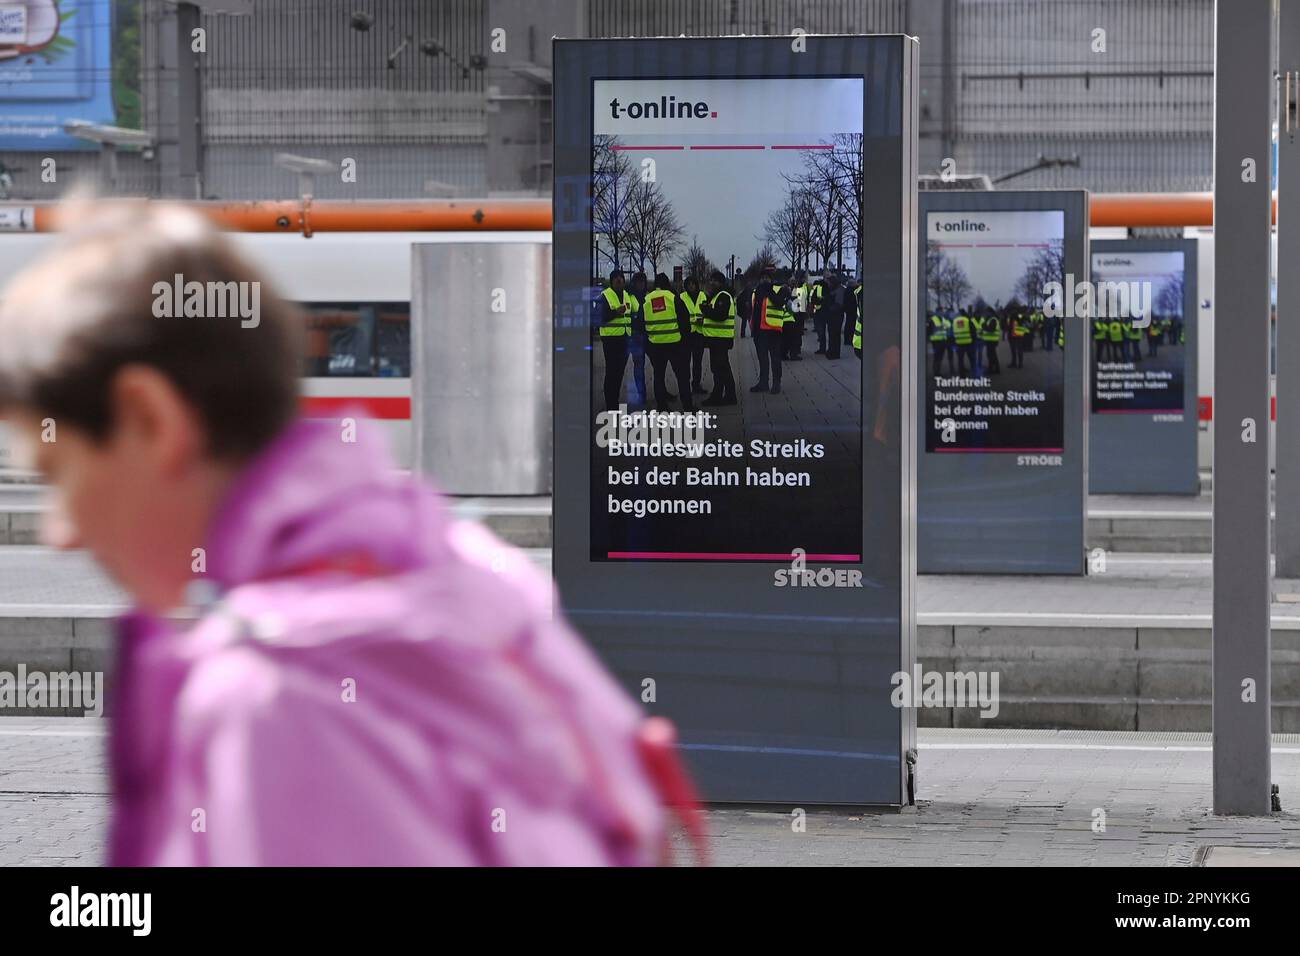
779;134;863;270
1015;240;1065;309
1156;273;1184;318
745;243;779;279
763;188;818;268
682;236;716;283
624;179;685;275
591;135;635;274
926;244;973;313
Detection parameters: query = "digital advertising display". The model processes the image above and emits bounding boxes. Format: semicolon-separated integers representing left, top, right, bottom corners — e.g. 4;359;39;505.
590;76;864;562
1088;239;1199;494
1090;250;1187;415
553;35;918;806
916;190;1088;575
923;209;1066;454
0;0;122;151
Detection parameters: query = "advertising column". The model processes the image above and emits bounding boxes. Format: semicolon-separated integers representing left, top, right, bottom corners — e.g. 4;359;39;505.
917;191;1089;574
1088;240;1199;494
554;35;918;805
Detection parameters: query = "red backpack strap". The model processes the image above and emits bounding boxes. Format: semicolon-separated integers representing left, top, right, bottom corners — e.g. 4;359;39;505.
636;717;709;866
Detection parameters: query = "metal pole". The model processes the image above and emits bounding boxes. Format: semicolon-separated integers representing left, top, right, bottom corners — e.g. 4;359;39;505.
1277;3;1300;578
176;2;203;199
1212;0;1274;816
102;143;118;192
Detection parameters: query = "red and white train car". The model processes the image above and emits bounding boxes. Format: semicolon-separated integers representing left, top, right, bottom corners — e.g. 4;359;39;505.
0;230;425;470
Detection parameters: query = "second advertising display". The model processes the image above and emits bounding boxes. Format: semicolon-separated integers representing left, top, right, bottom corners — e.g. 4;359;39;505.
1088;239;1199;494
917;190;1088;575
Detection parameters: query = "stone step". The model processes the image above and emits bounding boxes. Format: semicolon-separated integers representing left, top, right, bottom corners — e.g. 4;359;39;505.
916;619;1300;733
2;548;1298;731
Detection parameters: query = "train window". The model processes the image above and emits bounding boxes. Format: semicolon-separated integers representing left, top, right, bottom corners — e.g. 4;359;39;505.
300;302;410;377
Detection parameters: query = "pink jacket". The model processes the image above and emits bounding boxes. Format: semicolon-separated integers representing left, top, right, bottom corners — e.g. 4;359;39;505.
108;418;666;865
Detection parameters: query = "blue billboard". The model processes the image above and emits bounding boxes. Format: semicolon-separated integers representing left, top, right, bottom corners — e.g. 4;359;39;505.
0;0;117;150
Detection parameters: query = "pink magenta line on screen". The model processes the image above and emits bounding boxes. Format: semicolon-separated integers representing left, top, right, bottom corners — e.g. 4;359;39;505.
771;144;835;149
611;146;685;151
1095;409;1183;414
608;552;862;561
688;145;766;150
932;447;1065;453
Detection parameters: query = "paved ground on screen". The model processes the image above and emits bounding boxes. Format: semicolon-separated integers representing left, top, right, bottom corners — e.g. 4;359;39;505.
3;721;1298;866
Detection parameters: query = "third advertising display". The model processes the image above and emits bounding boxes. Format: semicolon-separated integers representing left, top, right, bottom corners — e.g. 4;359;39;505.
1087;238;1198;494
1089;250;1188;415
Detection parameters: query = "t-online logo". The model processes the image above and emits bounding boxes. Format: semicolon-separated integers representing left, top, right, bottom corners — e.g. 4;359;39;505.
609;96;717;120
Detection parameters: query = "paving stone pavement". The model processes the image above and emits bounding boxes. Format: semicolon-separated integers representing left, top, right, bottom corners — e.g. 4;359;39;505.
674;730;1300;865
0;722;109;866
3;721;1299;866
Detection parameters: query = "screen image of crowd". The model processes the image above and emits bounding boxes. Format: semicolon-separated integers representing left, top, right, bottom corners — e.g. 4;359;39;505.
924;302;1064;380
1088;262;1188;414
588;263;881;563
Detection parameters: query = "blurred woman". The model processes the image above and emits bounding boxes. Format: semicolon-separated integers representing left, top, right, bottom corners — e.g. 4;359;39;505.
0;200;694;866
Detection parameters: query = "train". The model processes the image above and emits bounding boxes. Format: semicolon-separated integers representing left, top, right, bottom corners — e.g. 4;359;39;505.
0;229;544;474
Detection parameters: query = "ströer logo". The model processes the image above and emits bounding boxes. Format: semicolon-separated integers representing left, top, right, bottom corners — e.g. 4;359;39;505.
609;96;716;120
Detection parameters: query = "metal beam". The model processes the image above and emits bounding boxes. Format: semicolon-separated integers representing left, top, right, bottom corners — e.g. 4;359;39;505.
1212;0;1274;816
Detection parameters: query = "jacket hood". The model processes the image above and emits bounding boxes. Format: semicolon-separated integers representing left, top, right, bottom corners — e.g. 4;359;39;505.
204;415;451;590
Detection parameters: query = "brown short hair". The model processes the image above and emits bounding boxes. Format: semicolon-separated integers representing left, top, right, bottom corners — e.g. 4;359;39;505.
0;199;302;461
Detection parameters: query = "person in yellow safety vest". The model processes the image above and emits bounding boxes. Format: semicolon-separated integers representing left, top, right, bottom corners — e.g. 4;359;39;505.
1107;316;1126;361
1026;310;1042;354
680;275;709;397
1009;309;1031;369
809;277;827;353
596;269;636;411
701;270;738;405
1093;317;1109;362
784;268;809;361
969;312;987;375
1125;316;1144;362
1057;320;1064;349
825;272;848;359
978;307;1001;374
1146;313;1165;358
626;271;650;405
952;308;975;373
642;273;695;412
751;264;792;394
852;281;863;358
928;311;954;376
